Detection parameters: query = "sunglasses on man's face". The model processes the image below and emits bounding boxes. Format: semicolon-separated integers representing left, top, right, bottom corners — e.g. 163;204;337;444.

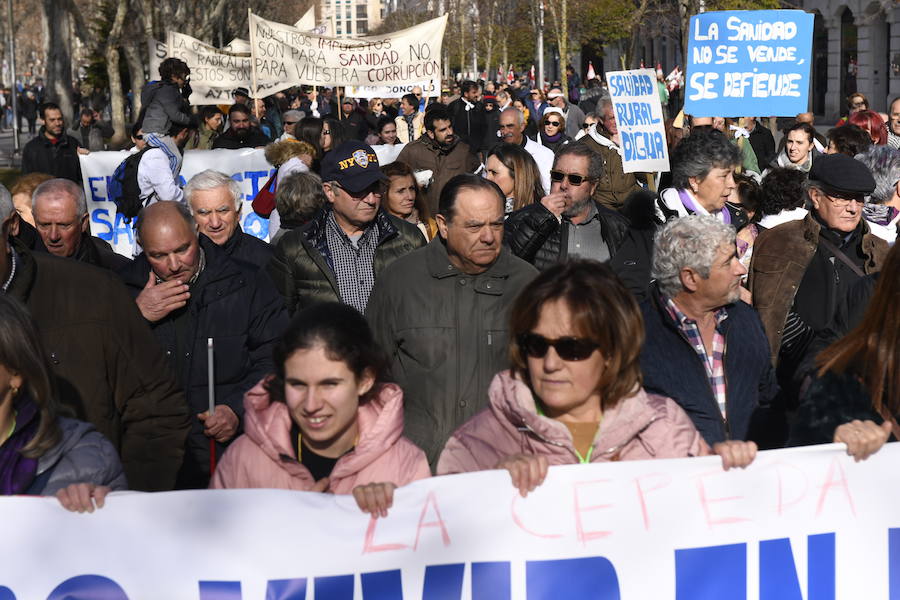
518;333;600;361
283;121;298;125
549;170;591;186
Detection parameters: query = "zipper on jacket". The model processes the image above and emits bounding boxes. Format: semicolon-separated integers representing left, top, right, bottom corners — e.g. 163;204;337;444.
517;415;664;462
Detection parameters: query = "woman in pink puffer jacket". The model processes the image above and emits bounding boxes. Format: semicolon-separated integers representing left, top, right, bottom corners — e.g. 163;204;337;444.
437;261;758;496
211;303;430;517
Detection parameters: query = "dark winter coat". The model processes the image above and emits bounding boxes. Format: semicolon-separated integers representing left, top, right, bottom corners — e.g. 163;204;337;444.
22;130;83;183
639;287;780;446
71;234;131;272
749;214;887;361
395;135;480;215
221;226;272;269
118;236;288;486
267;207;426;315
67;121;114;152
140;80;191;135
503;201;630;271
28;417;128;495
8;240;189;491
213;127;271;149
447;98;487;152
789;369;895;446
366;238;538;466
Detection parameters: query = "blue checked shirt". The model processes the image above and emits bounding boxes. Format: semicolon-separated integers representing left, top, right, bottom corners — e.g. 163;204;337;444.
664;297;729;421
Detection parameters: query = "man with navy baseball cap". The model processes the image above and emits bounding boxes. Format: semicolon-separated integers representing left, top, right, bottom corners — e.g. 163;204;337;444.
267;140;426;314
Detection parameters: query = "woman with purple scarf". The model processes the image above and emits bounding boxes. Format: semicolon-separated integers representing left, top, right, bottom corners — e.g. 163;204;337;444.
0;295;126;511
655;127;749;230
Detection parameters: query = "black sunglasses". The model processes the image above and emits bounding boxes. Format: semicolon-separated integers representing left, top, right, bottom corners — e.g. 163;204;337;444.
549;170;592;186
283;120;298;125
546;120;561;126
518;333;600;361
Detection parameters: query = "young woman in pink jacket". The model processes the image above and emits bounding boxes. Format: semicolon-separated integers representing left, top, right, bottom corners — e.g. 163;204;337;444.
437;260;758;497
211;303;430;517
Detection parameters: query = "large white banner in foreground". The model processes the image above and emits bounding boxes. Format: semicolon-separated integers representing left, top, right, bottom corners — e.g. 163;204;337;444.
3;443;900;598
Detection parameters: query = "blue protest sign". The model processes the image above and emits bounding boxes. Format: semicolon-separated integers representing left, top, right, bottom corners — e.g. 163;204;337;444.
684;10;813;117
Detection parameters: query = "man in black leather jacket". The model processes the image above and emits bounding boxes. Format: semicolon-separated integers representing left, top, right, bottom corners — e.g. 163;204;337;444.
503;142;629;271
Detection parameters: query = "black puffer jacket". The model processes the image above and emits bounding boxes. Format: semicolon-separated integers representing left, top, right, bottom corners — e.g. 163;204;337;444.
267;207;426;315
503;201;630;271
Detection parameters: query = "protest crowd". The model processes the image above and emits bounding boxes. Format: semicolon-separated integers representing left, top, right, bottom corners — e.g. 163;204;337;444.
3;33;899;530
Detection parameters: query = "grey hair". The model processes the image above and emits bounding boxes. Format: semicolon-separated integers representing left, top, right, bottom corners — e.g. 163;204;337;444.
283;109;303;122
276;171;327;224
0;184;13;223
184;170;242;211
855;146;900;204
670;129;741;190
553;142;604;181
135;201;195;241
32;178;87;216
652;215;736;298
500;106;525;126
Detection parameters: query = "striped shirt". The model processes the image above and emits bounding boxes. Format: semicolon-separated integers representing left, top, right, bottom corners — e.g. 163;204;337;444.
664;297;729;421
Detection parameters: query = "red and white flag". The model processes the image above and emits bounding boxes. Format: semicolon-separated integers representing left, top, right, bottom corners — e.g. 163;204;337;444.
586;61;596;80
506;66;514;84
529;65;535;86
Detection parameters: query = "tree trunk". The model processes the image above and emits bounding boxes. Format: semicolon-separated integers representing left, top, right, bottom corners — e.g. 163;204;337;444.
105;0;129;148
122;41;144;121
41;0;74;120
559;0;567;92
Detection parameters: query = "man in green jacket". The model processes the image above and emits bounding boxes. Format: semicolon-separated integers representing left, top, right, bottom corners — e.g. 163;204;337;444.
367;174;538;467
267;140;425;315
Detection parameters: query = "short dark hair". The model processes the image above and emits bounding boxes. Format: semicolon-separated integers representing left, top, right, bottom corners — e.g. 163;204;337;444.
460;80;479;95
376;115;395;133
265;302;390;404
424;106;452;131
228;103;251;118
159;57;190;81
167;115;198;137
553;142;604;182
199;105;223;121
786;121;816;143
826;124;872;156
39;102;61;120
508;260;644;411
758;168;807;217
80;108;94;118
401;93;418;111
438;173;504;222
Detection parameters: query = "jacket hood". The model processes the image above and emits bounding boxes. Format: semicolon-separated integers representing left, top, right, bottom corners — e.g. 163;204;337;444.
37;417;97;475
240;378;408;480
488;370;672;459
264;138;318;167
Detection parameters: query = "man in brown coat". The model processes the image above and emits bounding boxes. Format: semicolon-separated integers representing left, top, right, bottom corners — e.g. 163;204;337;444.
750;154;889;371
0;187;189;491
396;106;480;215
578;101;643;211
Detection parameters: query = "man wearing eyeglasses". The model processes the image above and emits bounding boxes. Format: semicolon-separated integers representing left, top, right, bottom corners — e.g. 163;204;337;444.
504;143;630;272
576;101;643;211
267;140;425;315
750;154;889;383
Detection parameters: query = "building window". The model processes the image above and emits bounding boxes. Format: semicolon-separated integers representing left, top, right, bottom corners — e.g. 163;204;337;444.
357;4;367;18
358;21;368;33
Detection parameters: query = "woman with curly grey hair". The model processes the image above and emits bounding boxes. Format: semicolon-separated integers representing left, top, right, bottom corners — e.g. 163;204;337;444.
656;128;745;228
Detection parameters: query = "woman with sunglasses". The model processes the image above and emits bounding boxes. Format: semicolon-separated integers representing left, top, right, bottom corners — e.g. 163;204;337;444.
539;108;571;154
436;260;757;495
212;302;430;518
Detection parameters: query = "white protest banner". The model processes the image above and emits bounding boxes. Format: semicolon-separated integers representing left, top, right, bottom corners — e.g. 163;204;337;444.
148;39;168;81
294;6;315;30
605;68;669;173
346;79;440;99
167;31;253;105
79;149;275;256
685;10;814;117
223;38;252;54
4;443;900;598
248;13;447;95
